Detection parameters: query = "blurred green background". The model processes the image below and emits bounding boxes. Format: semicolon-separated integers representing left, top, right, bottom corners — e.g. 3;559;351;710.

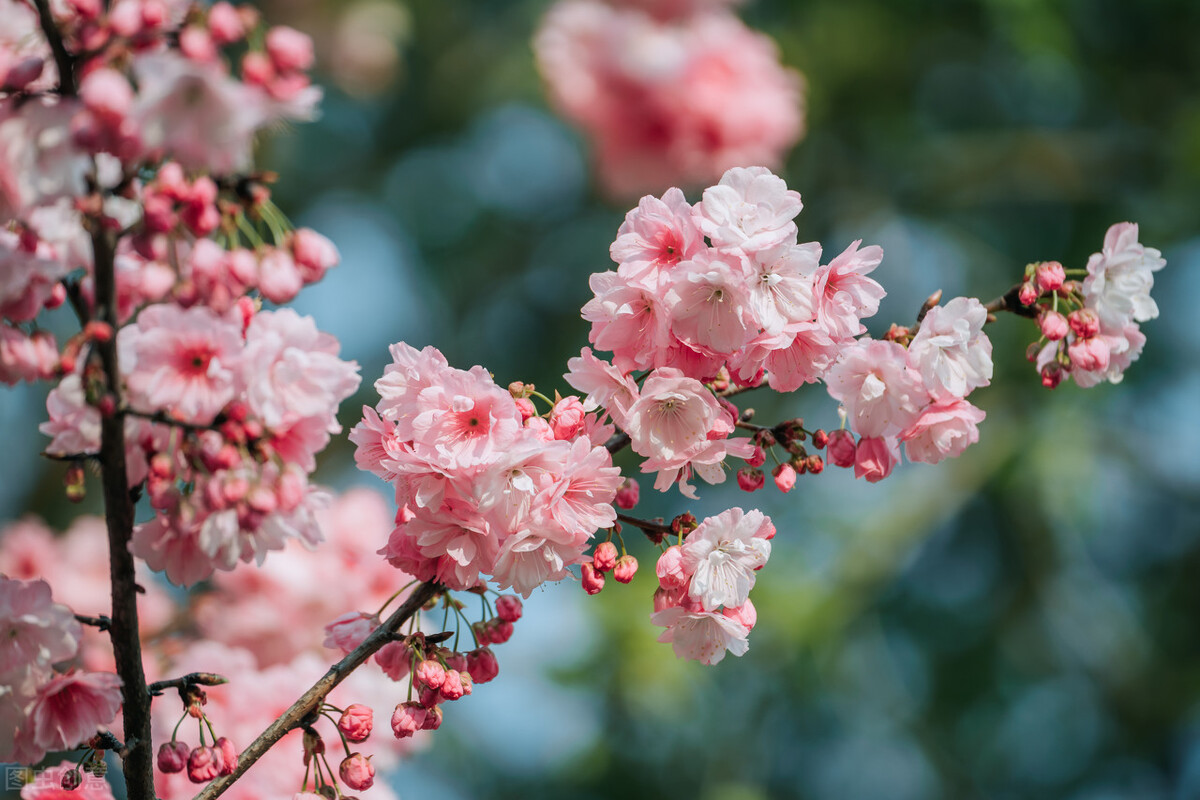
5;0;1200;797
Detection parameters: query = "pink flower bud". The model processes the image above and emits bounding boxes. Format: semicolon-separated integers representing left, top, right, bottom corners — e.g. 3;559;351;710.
1067;336;1110;372
1039;310;1069;341
207;1;244;44
187;746;221;783
514;397;536;421
214;737;237;776
458;671;474;697
443;651;467;673
614;477;639;509
1035;261;1065;293
421;705;443;731
812;429;829;449
158;740;189;774
180;25;218;62
736;467;764;492
772;463;796;492
722;599;757;630
290;228;339;283
488;619;514;644
745;445;766;468
656;545;688;589
805;455;824;475
417;684;440;709
374;641;413;681
339;754;374;791
653;586;684;612
495;595;522;623
258;249;303;304
338;704;374;743
549;396;586;440
415;659;446;691
61;769;82;790
438;669;465;701
581;562;605;595
592;541;618;572
613;555;638;584
1067;308;1100;340
467;648;499;683
390;702;426;739
1018;280;1039;306
826;429;857;468
854;437;897;483
1040;363;1064;389
265;25;315;72
241;51;275;86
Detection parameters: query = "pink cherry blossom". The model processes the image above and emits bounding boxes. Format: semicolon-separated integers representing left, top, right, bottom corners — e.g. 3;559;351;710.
0;577;80;683
27;671;123;752
651;606;750;665
563;347;641;423
1083;222;1166;329
611;187;705;289
680;508;772;610
824;339;928;438
907;296;993;400
899;399;986;464
665;249;755;356
695;166;803;255
581;270;671;373
812;240;886;339
118;304;244;424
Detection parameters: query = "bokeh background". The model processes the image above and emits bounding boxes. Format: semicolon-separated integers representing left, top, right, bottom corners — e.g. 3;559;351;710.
3;0;1200;798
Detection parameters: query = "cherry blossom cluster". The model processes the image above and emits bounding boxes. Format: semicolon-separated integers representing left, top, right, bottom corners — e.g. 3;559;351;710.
1022;223;1164;389
2;492;422;800
153;685;238;784
0;576;122;766
533;0;803;196
350;342;625;596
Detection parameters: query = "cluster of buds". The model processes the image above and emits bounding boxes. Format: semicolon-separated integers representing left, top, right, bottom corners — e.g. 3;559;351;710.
735;417;826;494
294;711;376;798
155;686;238;784
580;536;639;595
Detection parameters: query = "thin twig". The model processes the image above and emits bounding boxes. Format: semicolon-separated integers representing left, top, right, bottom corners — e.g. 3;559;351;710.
190;582;443;800
75;613;112;632
148;673;229;697
983;282;1040;321
616;513;672;537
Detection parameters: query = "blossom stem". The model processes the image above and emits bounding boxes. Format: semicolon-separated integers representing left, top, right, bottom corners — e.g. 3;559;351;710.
190;581;442;800
982;282;1040;321
615;512;673;540
32;0;77;96
147;672;230;696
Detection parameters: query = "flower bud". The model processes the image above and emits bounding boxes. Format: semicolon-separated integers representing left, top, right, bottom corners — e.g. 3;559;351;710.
592;541;618;572
580;562;605;595
438;669;465;701
671;512;697;535
302;728;325;764
1067;336;1110;372
488;619;514;644
613;555;638;584
415;659;446;691
467;648;499;683
514;397;536;421
338;704;374;743
745;445;766;468
826;429;857;468
494;595;522;623
656;545;687;589
158;740;189;774
812;429;829;449
1040;363;1064;389
614;477;640;509
1035;260;1066;292
214;737;237;776
421;705;443;731
187;746;221;783
391;702;426;739
61;769;82;791
549;396;586;440
805;455;824;475
736;467;764;492
339;754;374;791
772;463;796;493
1039;310;1069;341
265;25;315;72
1067;308;1100;340
1018;280;1039;306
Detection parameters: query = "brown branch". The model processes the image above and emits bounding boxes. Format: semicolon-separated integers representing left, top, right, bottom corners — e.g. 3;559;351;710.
190;581;443;800
604;430;630;455
90;224;156;800
122;407;224;436
148;673;229;697
616;513;672;538
31;0;76;97
75;613;111;632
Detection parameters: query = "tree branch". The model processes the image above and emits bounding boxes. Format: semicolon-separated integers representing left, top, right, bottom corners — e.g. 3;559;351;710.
983;282;1040;321
31;0;76;97
148;673;229;697
90;224;156;800
616;513;672;539
75;613;111;632
190;581;443;800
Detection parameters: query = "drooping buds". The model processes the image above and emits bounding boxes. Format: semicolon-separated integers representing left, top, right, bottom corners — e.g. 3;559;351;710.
337;704;374;743
495;595;523;623
339;754;374;791
157;740;189;774
592;541;618;572
581;562;605;595
613;555;638;584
